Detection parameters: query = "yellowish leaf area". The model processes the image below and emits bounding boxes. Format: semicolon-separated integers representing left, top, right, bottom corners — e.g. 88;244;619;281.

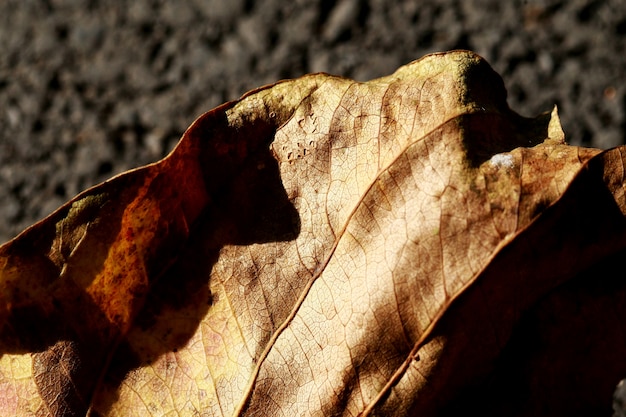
1;51;626;416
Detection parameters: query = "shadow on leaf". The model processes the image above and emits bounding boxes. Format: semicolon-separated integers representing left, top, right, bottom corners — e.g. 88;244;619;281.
0;104;300;415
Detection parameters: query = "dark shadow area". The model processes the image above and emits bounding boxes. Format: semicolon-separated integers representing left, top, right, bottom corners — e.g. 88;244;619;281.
457;57;555;168
460;109;552;168
91;113;301;414
0;173;143;416
439;247;626;417
0;108;300;415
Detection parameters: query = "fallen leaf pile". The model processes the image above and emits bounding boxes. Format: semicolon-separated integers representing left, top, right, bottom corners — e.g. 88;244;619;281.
1;50;625;416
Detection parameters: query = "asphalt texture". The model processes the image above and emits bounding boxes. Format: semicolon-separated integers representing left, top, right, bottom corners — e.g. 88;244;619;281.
1;0;626;411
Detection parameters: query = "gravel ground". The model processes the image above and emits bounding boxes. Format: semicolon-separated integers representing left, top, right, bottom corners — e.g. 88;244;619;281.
1;0;626;411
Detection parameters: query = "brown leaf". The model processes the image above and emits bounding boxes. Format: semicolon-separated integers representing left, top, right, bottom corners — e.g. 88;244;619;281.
1;50;625;416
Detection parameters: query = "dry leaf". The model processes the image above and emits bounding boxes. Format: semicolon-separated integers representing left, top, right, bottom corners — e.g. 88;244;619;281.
1;50;625;416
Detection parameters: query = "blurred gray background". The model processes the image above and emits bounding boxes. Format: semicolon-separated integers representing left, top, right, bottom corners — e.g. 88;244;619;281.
1;0;625;242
